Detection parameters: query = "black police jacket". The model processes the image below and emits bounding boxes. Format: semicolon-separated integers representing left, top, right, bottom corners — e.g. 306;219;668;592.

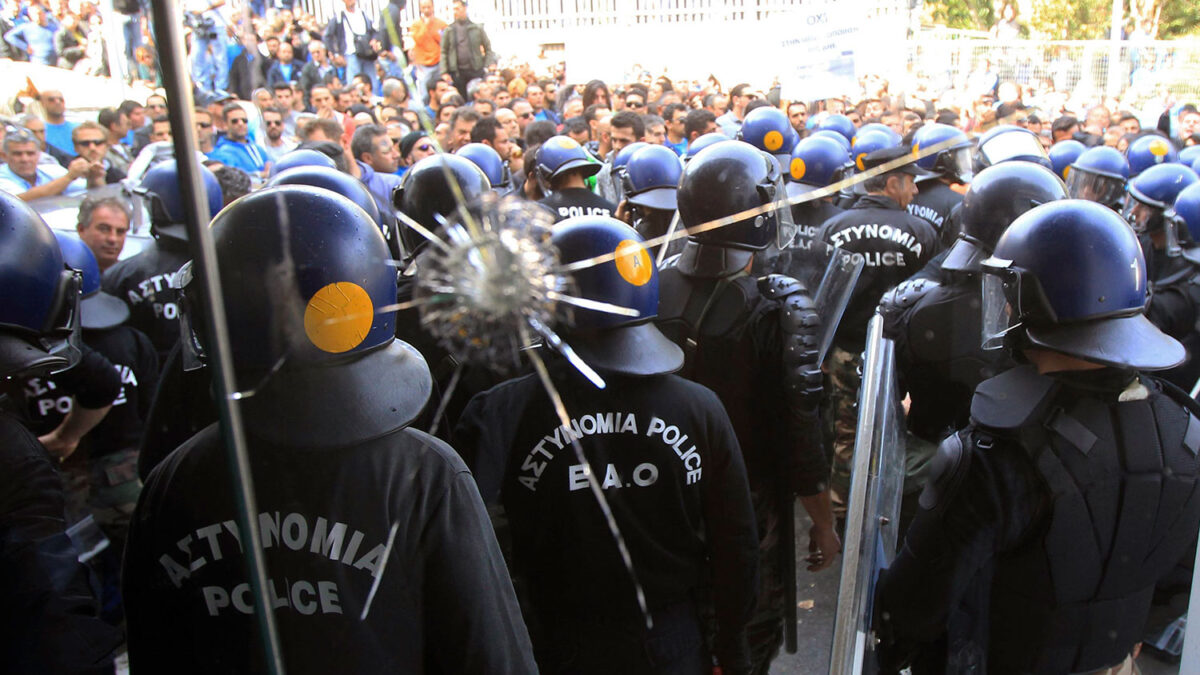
124;422;536;673
907;180;962;242
878;366;1200;674
101;237;191;364
817;194;940;352
538;188;617;223
0;411;123;674
455;367;759;673
1147;251;1200;390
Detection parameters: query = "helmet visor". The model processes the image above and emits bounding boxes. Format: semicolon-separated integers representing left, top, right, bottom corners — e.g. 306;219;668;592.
1122;197;1163;234
979;131;1046;167
940;146;974;184
173;262;208;372
1066;169;1125;208
980;257;1022;351
763;156;798;248
41;269;83;372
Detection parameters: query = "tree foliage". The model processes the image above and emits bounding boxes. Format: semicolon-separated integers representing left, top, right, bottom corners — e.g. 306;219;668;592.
925;0;1199;39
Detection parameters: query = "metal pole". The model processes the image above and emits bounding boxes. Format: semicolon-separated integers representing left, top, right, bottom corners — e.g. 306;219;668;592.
147;2;286;673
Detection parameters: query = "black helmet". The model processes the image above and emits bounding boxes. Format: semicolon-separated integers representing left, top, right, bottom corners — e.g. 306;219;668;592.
942;162;1066;273
981;200;1183;370
677;140;792;275
0;191;82;377
393;154;491;255
182;186;432;446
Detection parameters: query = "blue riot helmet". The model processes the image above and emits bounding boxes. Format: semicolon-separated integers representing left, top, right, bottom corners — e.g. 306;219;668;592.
621;145;682;212
1048;139;1087;181
1173;183;1200;245
911;123;973;184
980;199;1184;370
393;153;491;256
943;162;1067;273
1127;134;1178;177
268;148;338;177
1066;146;1130;210
817;113;857;143
683;133;728;163
678;141;795;274
52;232;129;330
551;216;682;376
1123;162;1199;236
268;165;382;225
849;129;898;172
1178;145;1200;167
811;128;853;154
608;140;648;200
181;185;432;446
535;135;602;193
456;142;511;189
739;106;799;165
140;160;224;243
267;164;400;257
785;135;851;198
973;125;1052;173
0;191;83;377
857;122;901;145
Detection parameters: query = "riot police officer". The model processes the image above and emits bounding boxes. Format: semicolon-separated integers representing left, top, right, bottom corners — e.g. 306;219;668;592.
817;145;939;511
907;123;972;243
123;186;536;672
784;135;848;240
876;200;1200;675
536;136;616;222
655;140;838;674
456;217;759;675
882;162;1066;445
1066;146;1129;212
101;160;223;363
617;144;683;260
0;191;123;674
1126;162;1200;389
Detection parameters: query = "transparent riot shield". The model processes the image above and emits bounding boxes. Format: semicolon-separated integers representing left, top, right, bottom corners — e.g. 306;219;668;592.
761;237;864;364
830;313;906;675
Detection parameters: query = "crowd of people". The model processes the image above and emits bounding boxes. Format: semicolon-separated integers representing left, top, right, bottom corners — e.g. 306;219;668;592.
5;0;1200;674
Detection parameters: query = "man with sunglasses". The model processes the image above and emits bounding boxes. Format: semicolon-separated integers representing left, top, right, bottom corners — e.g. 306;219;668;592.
0;129;90;200
398;131;438;169
38;90;79;157
716;83;755;139
259;108;298;164
207;103;268;176
71;122;124;185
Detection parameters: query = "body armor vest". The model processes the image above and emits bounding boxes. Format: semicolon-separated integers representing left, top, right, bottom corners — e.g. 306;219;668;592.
971;366;1200;674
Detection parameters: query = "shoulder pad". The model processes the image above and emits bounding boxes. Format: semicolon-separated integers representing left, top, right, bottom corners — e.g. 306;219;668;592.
757;273;808;300
970;365;1058;431
1148;376;1200;457
879;277;940;328
918;431;970;511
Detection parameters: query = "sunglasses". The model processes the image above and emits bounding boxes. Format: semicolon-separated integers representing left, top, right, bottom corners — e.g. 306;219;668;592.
415;143;433;152
518;112;533;119
228;118;248;125
626;100;645;108
75;139;105;147
196;121;213;129
265;120;284;126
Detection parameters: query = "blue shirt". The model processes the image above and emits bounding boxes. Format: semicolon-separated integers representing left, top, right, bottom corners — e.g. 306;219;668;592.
0;161;85;196
208;137;268;174
4;22;56;66
45;121;79;156
666;139;687;157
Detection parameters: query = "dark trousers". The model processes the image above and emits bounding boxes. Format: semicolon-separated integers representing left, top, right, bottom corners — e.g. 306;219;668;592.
450;68;486;101
538;601;709;675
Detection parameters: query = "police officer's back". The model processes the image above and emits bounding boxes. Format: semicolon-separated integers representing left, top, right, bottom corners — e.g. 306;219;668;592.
102;161;223;363
536;136;616;222
122;186;536;673
906;124;972;243
817;145;940;354
877;200;1200;674
456;218;759;675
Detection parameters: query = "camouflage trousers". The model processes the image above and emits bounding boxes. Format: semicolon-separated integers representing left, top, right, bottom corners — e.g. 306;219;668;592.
824;345;862;516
